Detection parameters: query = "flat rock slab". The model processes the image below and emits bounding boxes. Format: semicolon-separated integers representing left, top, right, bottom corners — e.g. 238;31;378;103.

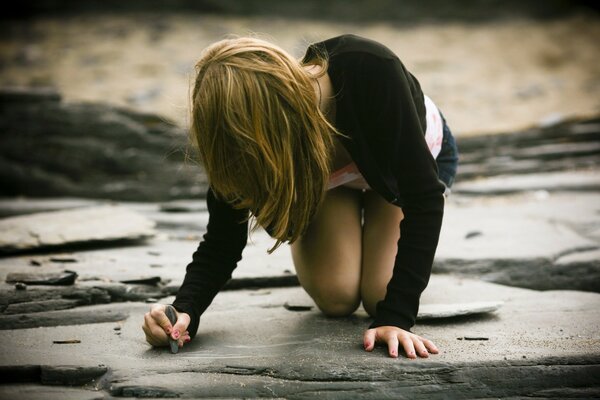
453;169;600;195
1;192;598;299
0;205;156;254
417;301;503;320
0;197;106;218
0;385;104;400
0;308;129;330
435;191;600;291
0;276;598;398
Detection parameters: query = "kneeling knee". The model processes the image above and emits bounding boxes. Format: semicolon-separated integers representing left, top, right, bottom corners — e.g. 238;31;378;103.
310;288;360;317
307;287;360;317
318;299;360;317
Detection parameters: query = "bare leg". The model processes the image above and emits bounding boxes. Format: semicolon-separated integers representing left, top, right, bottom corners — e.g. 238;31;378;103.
360;190;404;317
290;187;363;316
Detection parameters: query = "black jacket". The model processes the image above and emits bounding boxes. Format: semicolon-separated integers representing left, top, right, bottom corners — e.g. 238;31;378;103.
173;34;446;338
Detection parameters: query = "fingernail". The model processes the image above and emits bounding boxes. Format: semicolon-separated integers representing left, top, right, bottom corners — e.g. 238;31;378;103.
185;338;191;343
172;330;180;339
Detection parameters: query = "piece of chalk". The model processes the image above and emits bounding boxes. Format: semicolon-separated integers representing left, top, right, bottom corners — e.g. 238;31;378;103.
164;305;179;354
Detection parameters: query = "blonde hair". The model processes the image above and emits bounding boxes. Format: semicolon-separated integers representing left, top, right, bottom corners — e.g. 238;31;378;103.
190;36;338;252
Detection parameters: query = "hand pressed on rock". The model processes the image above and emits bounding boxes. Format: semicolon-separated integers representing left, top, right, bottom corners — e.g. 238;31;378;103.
142;303;191;349
363;326;439;359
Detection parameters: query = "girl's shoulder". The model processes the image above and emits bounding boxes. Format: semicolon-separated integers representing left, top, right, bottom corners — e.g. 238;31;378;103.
305;34;399;62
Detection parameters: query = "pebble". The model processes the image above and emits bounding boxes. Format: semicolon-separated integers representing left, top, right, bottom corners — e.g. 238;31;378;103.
283;302;313;312
52;339;81;344
14;282;27;290
464;231;483;239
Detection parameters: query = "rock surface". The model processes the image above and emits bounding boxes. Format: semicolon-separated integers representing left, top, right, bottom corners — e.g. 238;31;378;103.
452;169;600;195
0;277;598;398
0;205;156;253
417;301;503;320
435;191;600;291
0;87;206;201
0;190;598;396
454;118;600;181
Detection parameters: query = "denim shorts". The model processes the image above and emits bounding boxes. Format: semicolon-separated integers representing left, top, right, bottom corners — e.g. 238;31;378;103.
435;112;459;194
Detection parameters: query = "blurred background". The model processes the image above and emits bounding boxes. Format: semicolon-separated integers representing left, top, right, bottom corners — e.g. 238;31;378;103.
0;0;599;201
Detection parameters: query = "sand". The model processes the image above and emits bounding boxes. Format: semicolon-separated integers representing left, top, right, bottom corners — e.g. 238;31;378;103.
1;12;599;136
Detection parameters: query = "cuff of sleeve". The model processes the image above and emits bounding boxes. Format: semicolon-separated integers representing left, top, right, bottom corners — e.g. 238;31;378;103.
369;305;414;332
171;302;200;340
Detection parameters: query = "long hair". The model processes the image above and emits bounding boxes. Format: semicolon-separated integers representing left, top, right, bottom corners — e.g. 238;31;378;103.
190;36;338;252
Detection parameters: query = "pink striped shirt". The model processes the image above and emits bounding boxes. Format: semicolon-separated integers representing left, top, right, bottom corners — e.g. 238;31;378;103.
327;95;444;191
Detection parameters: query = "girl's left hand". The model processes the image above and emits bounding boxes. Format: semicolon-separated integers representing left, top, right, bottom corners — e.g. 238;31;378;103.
363;326;439;359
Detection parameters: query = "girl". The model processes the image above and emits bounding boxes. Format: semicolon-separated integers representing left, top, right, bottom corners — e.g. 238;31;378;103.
142;34;459;359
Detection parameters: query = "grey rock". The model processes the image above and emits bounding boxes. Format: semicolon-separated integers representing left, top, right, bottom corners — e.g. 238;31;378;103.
0;308;128;330
0;277;598;398
106;359;600;399
555;248;600;266
0;87;207;202
159;199;207;213
0;385;105;400
0;205;156;254
454;117;600;181
97;283;166;302
6;270;78;285
453;170;600;195
113;385;179;398
0;197;105;218
417;301;503;320
435;192;600;292
40;364;108;385
0;365;41;383
0;286;112;311
3;299;83;314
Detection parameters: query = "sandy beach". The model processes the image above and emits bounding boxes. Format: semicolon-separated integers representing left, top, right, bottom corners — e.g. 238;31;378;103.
1;11;599;136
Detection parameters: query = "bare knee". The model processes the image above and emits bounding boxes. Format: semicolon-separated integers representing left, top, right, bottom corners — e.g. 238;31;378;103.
308;285;361;317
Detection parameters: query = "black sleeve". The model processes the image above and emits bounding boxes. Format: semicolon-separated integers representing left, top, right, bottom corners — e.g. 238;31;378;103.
172;188;248;339
357;54;445;331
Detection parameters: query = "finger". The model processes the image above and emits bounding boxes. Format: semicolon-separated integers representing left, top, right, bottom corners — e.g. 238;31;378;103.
412;336;429;358
399;334;416;359
149;304;172;334
385;332;400;358
363;329;376;351
142;321;163;343
142;325;162;347
144;313;168;342
177;332;192;348
144;332;161;347
420;337;439;354
171;311;191;341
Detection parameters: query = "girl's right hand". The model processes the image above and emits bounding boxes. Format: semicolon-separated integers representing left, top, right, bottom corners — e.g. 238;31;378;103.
142;304;191;348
